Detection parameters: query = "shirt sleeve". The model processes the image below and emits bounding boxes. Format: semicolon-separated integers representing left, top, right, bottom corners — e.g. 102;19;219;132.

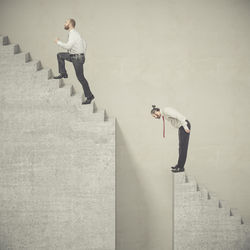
164;107;189;130
57;33;75;50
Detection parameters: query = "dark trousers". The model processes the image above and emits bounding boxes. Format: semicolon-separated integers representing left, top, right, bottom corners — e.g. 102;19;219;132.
57;52;93;98
177;120;191;169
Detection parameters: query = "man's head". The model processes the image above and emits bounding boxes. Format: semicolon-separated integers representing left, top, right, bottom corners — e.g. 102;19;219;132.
64;18;76;30
151;105;161;119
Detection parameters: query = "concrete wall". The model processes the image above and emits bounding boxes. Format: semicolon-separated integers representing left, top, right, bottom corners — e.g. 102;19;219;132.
0;0;250;249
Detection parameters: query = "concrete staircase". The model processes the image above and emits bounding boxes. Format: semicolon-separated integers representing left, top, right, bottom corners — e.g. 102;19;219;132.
0;35;115;250
173;172;250;250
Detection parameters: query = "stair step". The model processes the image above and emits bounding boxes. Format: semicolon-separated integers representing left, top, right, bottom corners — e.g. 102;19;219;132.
175;194;222;208
175;182;198;192
0;59;42;73
1;104;105;123
0;83;84;107
0;100;101;119
175;214;243;226
33;67;53;80
14;52;31;63
0;35;9;45
0;52;31;66
175;189;206;200
175;203;231;214
173;172;186;184
0;43;20;55
2;105;105;123
24;60;42;71
1;101;107;122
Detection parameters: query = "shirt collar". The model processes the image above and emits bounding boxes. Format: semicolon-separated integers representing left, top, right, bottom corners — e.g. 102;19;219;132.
160;109;164;117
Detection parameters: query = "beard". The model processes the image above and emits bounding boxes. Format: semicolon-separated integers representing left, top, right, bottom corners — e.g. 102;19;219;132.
64;24;69;30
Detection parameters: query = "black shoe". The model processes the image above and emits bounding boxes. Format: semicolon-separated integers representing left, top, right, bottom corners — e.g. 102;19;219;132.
172;168;185;173
82;95;95;105
171;165;178;170
53;73;68;79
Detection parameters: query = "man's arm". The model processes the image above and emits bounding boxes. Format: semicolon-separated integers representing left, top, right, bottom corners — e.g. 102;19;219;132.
56;33;75;50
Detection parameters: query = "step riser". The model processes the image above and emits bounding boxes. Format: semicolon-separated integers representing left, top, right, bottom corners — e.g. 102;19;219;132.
0;44;20;55
0;53;31;64
175;218;242;226
175;206;231;215
1;100;99;113
1;113;105;125
0;63;42;74
0;99;96;111
34;69;53;80
175;183;198;192
175;198;221;207
0;36;9;45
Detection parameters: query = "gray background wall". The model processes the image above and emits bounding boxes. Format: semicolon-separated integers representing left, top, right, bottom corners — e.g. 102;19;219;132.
0;0;250;249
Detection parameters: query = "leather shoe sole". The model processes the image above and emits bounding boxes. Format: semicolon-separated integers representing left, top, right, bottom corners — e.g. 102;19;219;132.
82;95;95;105
172;168;185;173
53;74;68;79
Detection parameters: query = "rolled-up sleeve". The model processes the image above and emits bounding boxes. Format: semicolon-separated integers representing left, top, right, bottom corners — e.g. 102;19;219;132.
57;34;75;50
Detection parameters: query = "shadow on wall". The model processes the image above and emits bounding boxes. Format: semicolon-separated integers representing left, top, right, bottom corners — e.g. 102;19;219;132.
115;121;150;250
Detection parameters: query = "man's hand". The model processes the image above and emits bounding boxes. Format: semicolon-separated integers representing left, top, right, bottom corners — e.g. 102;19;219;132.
54;38;59;44
185;128;190;133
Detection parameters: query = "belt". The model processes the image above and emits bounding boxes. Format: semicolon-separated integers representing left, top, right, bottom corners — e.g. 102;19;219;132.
70;53;84;56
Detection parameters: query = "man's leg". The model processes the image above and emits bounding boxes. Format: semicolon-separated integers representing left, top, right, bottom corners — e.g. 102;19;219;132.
177;121;191;169
72;55;93;99
57;52;71;75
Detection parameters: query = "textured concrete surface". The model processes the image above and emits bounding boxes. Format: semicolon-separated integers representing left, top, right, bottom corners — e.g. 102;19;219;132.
173;172;250;250
1;2;250;249
0;36;115;250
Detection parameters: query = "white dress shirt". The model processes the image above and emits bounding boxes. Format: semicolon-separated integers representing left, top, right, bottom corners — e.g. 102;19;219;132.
161;107;189;130
57;29;87;54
